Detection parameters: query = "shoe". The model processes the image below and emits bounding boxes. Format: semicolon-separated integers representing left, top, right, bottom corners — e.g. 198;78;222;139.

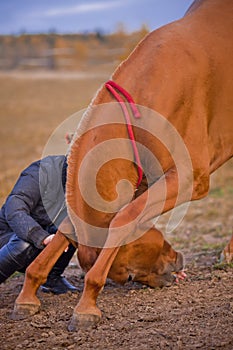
41;275;78;294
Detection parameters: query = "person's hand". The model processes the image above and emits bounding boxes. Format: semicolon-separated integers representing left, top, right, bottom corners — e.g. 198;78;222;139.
43;234;55;246
43;234;69;252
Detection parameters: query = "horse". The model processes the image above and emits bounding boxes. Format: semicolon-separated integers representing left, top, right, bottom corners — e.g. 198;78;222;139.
13;0;233;330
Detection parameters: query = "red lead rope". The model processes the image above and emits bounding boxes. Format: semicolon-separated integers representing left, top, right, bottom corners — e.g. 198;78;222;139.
105;80;143;188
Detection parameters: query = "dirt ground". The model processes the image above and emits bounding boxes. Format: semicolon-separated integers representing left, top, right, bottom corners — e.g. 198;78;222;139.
0;72;232;349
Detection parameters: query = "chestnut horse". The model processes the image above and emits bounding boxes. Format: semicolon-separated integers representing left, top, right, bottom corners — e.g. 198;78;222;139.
13;0;233;330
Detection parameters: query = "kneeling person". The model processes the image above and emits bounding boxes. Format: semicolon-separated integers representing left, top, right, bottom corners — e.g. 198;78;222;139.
0;155;77;294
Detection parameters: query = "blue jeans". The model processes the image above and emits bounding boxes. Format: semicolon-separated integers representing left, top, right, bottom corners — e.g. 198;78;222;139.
0;234;75;283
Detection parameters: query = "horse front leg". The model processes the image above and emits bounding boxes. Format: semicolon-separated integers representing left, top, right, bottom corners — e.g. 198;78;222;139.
12;223;72;320
68;246;120;330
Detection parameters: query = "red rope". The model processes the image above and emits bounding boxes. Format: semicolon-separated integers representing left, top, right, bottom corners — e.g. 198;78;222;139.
105;80;143;188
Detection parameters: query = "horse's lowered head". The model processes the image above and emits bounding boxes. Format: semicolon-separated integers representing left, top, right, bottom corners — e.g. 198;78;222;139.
108;227;186;288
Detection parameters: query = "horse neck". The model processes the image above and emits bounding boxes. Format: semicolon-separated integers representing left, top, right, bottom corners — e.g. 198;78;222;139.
67;106;139;239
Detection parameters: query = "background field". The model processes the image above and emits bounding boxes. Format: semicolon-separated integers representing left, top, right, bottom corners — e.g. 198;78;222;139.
0;36;232;349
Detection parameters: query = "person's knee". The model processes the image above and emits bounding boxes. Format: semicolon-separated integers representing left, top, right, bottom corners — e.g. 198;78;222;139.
7;235;35;260
3;234;40;269
8;235;31;256
0;235;41;283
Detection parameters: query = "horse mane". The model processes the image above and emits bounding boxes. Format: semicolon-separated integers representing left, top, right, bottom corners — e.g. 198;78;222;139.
66;89;100;220
67;95;96;153
67;68;120;156
66;62;126;192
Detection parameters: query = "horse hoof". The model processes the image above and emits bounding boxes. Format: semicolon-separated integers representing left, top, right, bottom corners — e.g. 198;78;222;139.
68;313;101;331
11;303;40;320
220;250;233;264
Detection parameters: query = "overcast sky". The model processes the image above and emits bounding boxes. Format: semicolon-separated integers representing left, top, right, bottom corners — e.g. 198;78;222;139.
0;0;194;35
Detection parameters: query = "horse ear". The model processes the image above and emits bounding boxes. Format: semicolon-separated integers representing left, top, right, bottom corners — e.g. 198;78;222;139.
65;132;74;144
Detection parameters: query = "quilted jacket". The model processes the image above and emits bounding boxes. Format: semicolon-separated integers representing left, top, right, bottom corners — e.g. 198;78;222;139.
0;155;67;249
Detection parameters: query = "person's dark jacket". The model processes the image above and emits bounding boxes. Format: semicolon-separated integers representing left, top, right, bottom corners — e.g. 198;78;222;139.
0;155;67;249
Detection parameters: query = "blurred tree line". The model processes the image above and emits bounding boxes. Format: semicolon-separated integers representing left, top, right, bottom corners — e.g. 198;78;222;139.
0;25;149;71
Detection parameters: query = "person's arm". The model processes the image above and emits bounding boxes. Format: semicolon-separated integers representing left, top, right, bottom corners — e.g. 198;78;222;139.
4;162;50;249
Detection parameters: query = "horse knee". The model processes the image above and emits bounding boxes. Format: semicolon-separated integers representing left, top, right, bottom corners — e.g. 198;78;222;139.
84;270;104;294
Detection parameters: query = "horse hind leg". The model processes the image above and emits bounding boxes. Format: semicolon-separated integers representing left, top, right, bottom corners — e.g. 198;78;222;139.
221;234;233;263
